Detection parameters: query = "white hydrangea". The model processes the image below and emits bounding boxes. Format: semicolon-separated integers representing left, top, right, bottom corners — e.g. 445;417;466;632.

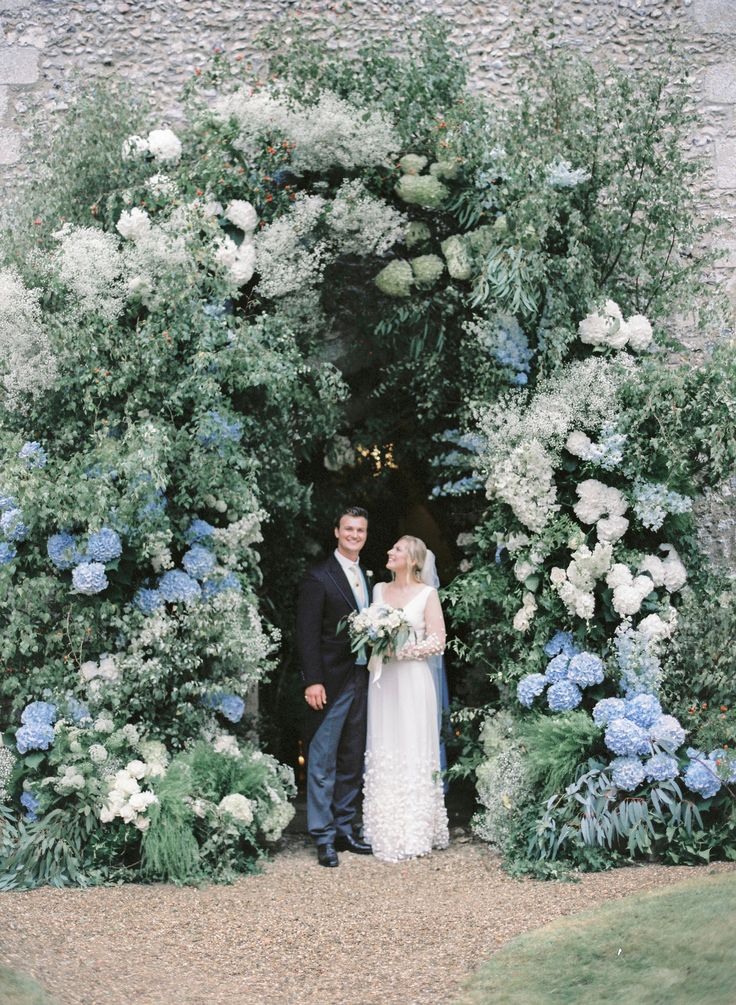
146;128;182;164
89;744;108;764
636;607;678;642
573;479;628;524
214;236;256;287
219;792;254;826
0;268;58;410
578;300;653;352
258;799;295;841
94;716;115;734
606;563;655;617
55;765;86;793
213;88;399;175
639;544;687;593
550;541;611;619
100;766;158;830
213;734;242;759
145;172;178;198
225;199;258;233
116;207;152;242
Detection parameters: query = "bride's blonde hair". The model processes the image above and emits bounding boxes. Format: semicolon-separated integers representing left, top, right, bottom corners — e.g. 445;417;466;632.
395;535;427;583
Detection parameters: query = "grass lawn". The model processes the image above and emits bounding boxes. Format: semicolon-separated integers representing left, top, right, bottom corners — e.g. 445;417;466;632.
0;967;55;1005
457;872;736;1005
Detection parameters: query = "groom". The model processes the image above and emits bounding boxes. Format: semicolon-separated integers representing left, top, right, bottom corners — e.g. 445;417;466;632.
296;506;373;867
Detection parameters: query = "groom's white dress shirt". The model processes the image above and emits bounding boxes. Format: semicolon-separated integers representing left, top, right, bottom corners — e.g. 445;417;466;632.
334;549;369;610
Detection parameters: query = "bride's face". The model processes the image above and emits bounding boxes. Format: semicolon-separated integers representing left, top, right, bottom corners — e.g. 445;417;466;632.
386;539;410;573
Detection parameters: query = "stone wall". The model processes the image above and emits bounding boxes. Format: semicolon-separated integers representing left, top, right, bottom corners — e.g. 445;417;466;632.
0;0;734;571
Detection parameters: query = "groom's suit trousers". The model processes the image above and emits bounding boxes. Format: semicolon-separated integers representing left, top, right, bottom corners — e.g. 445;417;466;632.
307;668;368;845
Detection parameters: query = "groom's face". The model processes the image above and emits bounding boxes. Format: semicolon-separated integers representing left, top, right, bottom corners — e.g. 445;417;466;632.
335;515;368;559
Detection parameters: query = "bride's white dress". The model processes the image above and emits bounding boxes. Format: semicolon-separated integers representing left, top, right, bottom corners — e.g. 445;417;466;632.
363;583;449;862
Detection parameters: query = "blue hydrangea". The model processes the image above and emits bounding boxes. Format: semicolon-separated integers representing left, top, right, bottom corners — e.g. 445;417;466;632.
202;573;242;599
632;481;692;532
16;721;55;754
544;653;570;683
544;631;578;658
592;697;627;726
489;316;534;382
185;519;215;543
18;441;47;468
0;541;17;565
644;752;679;783
649;714;686;752
624;694;662;729
683;758;722;799
204;692;245;723
1;508;28;542
66;697;91;725
20;791;40;821
0;493;15;511
610;756;646;792
605;718;651;757
72;562;109;595
47;532;82;570
516;673;547;708
159;569;202;603
182;545;215;581
138;489;168;521
567;652;605;688
21;701;57;726
198;410;243;452
709;749;736;784
134;588;164;615
86;528;122;563
547;680;582;712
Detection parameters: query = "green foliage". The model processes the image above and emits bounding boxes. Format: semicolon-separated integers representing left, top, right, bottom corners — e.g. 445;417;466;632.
140;761;201;883
519;712;604;798
0;806;97;891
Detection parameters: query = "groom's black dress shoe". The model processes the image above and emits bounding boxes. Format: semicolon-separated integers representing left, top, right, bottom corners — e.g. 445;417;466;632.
334;832;372;855
317;843;339;868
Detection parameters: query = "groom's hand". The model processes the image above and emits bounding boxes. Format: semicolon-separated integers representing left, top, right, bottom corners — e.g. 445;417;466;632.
304;684;327;710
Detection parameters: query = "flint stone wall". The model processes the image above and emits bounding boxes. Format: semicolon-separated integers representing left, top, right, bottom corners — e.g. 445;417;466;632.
0;0;734;572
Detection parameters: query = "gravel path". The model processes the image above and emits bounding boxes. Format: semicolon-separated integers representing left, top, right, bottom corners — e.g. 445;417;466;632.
2;836;734;1005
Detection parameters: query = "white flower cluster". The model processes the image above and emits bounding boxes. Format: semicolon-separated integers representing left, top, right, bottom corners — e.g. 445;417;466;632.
99;759;160;831
219;792;254;826
123;128;182;164
639;544;687;593
488;440;558;533
0;268;58;410
327;179;406;257
213;88;399;175
213;733;241;759
551;541;613;620
565;426;627;471
578;300;653;352
573;478;629;544
211;510;265;565
214;236;256;288
120;206;195;306
116;207;151;243
53;224;126;320
255;194;328;299
512;591;538;632
607;563;656;617
545;156;591;188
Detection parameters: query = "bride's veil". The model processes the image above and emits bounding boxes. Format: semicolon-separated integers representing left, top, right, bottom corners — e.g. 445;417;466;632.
419;547;448;783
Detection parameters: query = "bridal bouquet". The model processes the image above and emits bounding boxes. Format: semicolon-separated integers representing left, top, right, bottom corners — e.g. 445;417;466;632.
341;604;414;664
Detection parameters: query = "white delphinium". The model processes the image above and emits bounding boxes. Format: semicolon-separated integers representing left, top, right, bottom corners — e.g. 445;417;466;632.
0;268;58;409
213;88;399;174
211;509;265;564
607;563;655;617
225;199;258;234
219;792;254;826
255;194;328;299
512;591;537;631
488;440;558;533
545;156;591;188
327;179;406;257
53;224;125;320
116;207;152;242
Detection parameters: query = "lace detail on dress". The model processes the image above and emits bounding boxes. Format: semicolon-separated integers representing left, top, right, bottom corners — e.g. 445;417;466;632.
363;583;449;863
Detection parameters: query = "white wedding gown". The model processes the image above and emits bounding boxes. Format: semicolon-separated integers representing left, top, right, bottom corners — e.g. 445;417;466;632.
363;583;449;862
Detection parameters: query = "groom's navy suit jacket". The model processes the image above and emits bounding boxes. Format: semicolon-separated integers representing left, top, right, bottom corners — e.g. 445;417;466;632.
296;553;372;744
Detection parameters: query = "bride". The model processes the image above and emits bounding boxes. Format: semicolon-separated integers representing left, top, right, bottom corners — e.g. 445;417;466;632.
363;535;450;862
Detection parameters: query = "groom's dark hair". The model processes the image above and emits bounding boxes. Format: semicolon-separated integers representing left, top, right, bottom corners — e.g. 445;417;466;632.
334;506;369;529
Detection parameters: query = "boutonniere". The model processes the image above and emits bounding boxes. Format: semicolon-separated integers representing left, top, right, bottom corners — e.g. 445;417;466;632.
365;570;373;578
